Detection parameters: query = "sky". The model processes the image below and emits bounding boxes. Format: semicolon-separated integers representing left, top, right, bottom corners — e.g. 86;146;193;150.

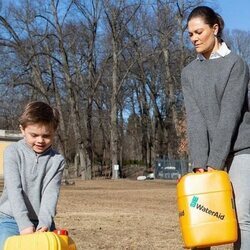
210;0;250;32
0;0;249;32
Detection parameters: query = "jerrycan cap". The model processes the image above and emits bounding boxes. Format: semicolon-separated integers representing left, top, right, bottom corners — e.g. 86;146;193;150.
54;229;69;236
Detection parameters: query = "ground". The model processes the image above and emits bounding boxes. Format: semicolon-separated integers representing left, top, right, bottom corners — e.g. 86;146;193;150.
55;179;234;250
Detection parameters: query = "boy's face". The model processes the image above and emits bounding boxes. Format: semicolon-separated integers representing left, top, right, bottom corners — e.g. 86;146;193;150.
20;123;55;154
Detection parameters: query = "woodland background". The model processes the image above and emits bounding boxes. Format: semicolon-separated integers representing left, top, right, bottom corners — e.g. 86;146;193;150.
0;0;250;179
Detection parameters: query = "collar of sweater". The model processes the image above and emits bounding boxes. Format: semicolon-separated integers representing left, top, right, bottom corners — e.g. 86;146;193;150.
197;42;231;61
19;138;53;157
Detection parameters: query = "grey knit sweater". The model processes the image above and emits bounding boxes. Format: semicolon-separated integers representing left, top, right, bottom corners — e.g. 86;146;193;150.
181;52;250;170
0;139;65;231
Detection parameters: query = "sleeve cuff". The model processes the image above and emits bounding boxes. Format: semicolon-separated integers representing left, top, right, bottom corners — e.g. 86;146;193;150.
15;215;34;232
37;216;52;230
207;155;226;170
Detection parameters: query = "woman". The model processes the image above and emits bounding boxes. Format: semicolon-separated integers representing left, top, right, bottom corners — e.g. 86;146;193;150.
181;6;250;250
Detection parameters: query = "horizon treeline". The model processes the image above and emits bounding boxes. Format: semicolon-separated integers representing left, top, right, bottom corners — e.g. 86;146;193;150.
0;0;249;179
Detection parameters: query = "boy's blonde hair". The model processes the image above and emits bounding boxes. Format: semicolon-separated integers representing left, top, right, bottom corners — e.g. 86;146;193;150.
19;101;60;130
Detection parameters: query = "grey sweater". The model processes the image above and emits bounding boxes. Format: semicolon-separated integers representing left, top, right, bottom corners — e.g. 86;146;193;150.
181;52;250;170
0;139;65;231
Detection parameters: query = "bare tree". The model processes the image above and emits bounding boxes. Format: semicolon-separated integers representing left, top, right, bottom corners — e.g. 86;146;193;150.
103;0;140;178
0;0;222;180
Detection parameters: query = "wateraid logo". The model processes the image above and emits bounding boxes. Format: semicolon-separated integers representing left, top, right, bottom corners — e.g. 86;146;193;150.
190;196;225;220
190;196;199;207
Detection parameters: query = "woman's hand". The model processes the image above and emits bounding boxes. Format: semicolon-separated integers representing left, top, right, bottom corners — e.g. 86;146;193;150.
194;168;205;173
207;166;215;171
194;166;215;173
20;226;35;235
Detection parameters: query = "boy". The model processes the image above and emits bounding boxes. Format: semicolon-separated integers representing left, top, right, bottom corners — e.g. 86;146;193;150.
0;101;65;249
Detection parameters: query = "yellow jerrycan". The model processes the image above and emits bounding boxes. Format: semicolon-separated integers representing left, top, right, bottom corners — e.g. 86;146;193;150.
177;170;238;249
4;229;76;250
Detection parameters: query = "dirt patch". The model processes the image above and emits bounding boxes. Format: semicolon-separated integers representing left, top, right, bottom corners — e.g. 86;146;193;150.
55;179;233;250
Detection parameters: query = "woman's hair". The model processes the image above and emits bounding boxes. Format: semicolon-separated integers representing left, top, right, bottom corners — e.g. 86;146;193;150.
19;101;60;130
187;6;224;42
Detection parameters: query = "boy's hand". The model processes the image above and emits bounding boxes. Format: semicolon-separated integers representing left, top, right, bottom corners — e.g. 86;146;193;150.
20;226;35;235
36;226;48;232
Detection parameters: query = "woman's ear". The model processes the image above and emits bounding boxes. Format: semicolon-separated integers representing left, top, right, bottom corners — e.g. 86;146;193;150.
213;23;219;36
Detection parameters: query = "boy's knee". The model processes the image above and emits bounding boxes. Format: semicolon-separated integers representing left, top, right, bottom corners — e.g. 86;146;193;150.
0;232;12;250
0;227;18;250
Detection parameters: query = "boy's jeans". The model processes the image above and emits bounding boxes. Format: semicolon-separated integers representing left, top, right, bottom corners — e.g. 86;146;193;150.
0;213;55;250
0;213;19;250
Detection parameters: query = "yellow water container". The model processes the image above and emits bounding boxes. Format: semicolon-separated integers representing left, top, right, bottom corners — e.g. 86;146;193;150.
4;229;76;250
177;170;238;248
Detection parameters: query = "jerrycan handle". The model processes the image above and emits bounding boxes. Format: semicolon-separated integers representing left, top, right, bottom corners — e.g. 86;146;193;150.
53;229;69;236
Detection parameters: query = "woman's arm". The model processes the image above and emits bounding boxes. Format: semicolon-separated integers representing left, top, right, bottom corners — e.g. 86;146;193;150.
181;70;209;169
207;58;249;169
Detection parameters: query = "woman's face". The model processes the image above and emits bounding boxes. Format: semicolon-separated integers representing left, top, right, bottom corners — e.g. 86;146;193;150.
188;17;219;59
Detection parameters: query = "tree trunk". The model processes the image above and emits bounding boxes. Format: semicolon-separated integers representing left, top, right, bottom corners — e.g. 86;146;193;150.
51;0;92;179
110;38;119;179
162;46;178;158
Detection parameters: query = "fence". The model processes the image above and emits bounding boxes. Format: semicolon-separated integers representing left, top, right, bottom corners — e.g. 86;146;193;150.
155;158;190;180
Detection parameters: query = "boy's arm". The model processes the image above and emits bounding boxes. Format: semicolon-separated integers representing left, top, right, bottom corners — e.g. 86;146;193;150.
4;147;34;231
37;159;65;230
20;227;35;234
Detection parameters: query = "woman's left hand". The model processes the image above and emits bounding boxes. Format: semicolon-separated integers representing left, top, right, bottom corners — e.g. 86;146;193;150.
207;166;215;171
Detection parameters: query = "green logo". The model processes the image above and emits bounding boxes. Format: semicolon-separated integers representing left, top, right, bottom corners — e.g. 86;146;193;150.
190;196;199;207
190;195;225;220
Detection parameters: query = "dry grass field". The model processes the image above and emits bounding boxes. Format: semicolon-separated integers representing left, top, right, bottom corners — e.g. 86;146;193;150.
55;179;234;250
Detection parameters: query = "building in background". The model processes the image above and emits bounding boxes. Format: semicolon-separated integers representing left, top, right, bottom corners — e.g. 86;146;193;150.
0;130;22;177
154;157;190;180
